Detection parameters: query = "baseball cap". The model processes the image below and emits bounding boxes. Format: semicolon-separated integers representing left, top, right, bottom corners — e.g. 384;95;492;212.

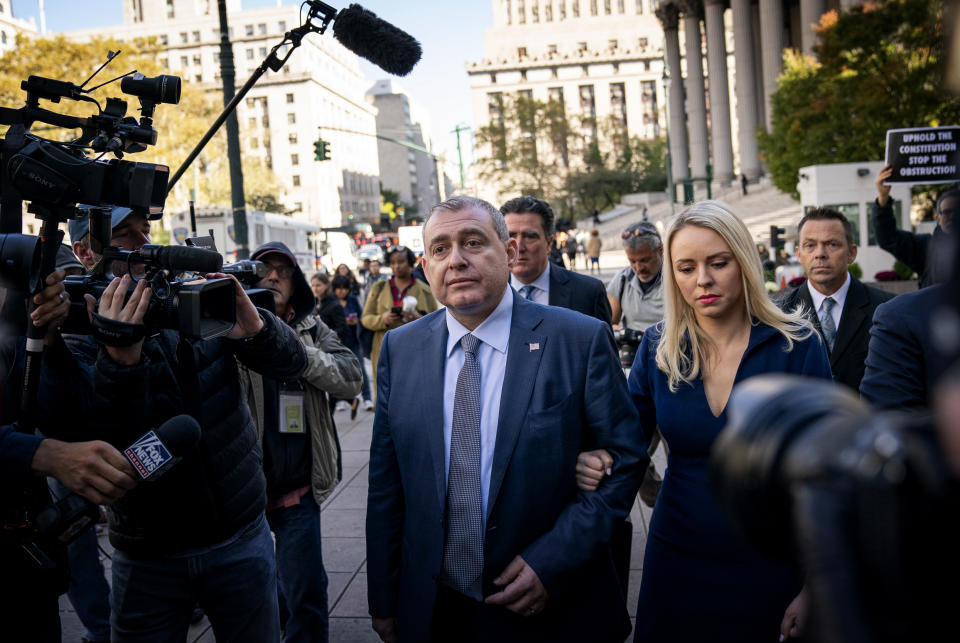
55;244;84;273
68;206;134;244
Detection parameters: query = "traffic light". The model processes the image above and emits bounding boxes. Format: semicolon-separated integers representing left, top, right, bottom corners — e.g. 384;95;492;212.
314;139;329;161
769;225;786;249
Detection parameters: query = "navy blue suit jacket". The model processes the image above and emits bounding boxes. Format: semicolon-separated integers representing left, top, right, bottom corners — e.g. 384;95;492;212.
861;285;940;409
547;264;612;325
366;291;646;643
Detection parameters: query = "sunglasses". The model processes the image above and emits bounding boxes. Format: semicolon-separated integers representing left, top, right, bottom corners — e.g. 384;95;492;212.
264;262;295;278
621;223;660;239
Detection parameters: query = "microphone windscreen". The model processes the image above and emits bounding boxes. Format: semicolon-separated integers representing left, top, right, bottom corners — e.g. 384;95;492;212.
332;4;422;77
157;245;223;274
155;414;202;456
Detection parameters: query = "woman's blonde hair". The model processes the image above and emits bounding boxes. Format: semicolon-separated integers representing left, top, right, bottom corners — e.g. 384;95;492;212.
655;200;814;391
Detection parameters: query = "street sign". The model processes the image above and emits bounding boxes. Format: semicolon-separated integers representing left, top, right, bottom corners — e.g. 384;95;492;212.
884;126;960;184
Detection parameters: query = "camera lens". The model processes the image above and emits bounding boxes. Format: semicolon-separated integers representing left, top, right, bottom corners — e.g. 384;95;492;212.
121;73;181;105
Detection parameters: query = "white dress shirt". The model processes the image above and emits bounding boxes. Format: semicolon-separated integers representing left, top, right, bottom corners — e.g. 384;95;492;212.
442;286;513;524
509;263;550;305
806;272;851;331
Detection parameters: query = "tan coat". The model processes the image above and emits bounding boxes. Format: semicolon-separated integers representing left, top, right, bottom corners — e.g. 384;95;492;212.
586;236;602;258
361;278;438;392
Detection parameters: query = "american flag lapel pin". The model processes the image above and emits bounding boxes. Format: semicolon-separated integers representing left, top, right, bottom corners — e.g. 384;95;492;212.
529;342;540;352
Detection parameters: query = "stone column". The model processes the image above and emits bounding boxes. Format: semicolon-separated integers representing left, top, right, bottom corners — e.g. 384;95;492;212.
758;0;784;131
731;0;761;180
800;0;826;54
656;2;690;181
704;0;733;184
681;0;709;179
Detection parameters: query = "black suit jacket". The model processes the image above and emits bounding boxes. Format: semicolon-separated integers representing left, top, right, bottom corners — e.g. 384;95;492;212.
860;284;942;410
777;277;894;392
547;264;612;325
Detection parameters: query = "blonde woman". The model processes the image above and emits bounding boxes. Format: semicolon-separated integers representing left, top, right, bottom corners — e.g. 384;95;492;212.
577;201;831;642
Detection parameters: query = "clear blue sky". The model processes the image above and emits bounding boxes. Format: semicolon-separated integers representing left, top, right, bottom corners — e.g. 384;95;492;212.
10;0;490;169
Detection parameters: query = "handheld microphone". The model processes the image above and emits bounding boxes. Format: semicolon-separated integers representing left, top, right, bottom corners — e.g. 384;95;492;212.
34;415;202;544
331;4;422;77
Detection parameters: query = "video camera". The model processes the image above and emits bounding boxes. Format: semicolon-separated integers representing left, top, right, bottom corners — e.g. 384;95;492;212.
184;232;276;313
711;376;960;643
613;327;643;369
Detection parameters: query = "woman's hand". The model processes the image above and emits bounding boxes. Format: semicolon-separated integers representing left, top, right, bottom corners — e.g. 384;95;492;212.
780;587;807;641
402;309;421;323
382;310;401;326
575;449;613;491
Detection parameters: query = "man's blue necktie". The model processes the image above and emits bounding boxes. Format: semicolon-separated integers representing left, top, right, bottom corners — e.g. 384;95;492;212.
520;284;536;300
440;333;484;595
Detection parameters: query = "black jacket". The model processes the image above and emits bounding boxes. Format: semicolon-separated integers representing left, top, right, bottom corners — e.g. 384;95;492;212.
776;276;893;392
44;310;306;556
547;264;612;325
871;198;950;288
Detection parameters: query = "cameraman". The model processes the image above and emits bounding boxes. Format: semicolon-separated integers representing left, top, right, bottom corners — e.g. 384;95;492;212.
1;268;137;642
606;221;664;333
45;207;308;642
239;242;361;643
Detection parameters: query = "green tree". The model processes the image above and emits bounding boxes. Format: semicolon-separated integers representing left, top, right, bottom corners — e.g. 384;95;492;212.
759;0;960;198
0;34;282;214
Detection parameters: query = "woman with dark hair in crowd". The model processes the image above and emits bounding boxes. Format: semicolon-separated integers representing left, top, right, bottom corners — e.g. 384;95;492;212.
310;272;346;339
335;263;362;298
361;246;438;393
577;201;832;642
332;275;372;414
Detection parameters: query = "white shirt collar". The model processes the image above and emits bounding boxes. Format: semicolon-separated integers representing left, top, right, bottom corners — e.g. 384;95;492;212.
445;286;513;358
509;262;551;294
806;271;851;313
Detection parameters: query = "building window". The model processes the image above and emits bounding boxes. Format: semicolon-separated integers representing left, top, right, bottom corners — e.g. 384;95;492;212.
294;202;302;212
180;32;188;43
641;79;659;137
250;137;259;149
506;0;512;24
518;0;525;23
638;37;648;50
610;82;627;126
262;115;270;127
160;57;168;69
490;72;497;84
288;133;298;144
246;48;254;59
531;3;538;22
617;0;625;12
248;117;257;128
604;0;612;14
278;20;286;31
259;47;267;57
545;1;553;21
636;0;643;13
1;31;6;45
159;34;168;45
572;0;579;16
245;24;254;36
292;175;301;187
258;23;267;35
192;30;200;42
166;0;174;18
192;54;201;65
180;55;189;67
286;93;294;104
194;74;202;83
577;41;587;53
517;46;527;59
287;113;296;125
548;44;557;55
559;0;566;18
291;153;299;166
608;39;618;50
591;0;598;15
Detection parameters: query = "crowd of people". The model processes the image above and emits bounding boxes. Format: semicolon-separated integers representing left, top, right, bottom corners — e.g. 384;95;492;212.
1;161;956;643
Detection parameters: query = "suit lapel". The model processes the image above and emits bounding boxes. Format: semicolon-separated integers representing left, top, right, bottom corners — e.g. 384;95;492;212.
548;265;571;308
830;278;868;367
422;312;450;509
486;296;546;520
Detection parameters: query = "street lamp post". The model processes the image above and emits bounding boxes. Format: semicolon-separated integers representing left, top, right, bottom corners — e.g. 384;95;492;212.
662;61;675;217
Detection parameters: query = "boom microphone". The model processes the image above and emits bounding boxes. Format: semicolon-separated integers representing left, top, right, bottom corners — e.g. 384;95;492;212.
138;244;224;274
331;4;422;76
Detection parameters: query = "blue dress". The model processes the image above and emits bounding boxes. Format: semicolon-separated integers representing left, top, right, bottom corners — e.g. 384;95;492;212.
629;322;832;643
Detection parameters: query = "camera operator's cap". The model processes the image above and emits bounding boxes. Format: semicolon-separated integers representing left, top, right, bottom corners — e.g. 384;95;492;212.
67;206;134;244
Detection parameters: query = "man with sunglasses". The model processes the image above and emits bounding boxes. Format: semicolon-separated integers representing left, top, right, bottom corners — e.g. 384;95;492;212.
606;222;664;334
241;242;362;642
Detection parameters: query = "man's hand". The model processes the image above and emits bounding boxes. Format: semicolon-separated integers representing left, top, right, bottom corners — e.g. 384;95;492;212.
876;164;893;206
780;587;807;641
485;555;548;616
31;269;71;344
575;448;613;492
381;310;401;326
206;273;265;339
371;616;398;643
85;274;151;366
31;438;138;505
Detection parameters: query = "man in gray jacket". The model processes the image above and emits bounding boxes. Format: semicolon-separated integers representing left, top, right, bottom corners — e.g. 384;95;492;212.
239;241;362;643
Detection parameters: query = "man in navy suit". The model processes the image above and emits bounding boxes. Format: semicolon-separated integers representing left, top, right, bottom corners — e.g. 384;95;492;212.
366;196;646;643
500;196;612;325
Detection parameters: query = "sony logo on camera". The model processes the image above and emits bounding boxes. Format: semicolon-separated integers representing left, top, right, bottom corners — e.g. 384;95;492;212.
24;169;56;190
124;430;174;480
